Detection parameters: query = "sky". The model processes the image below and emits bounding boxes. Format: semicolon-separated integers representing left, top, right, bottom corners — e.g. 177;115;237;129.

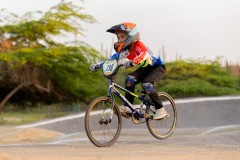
1;0;240;62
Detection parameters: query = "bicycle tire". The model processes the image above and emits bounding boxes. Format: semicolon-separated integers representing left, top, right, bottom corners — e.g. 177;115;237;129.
84;96;122;147
146;92;177;140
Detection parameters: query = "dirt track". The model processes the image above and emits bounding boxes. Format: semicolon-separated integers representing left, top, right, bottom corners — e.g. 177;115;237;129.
0;128;239;160
0;95;240;160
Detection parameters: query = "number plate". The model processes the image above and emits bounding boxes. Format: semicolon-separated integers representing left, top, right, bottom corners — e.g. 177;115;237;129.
102;59;118;76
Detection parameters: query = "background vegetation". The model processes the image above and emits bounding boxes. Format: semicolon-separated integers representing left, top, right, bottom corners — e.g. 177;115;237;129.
0;1;105;111
0;1;239;124
157;60;240;98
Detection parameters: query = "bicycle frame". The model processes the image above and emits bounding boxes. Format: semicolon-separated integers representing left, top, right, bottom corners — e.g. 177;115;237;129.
85;60;177;147
107;79;148;119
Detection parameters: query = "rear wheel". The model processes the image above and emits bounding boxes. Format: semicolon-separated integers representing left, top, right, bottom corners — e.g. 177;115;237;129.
85;97;122;147
146;92;177;140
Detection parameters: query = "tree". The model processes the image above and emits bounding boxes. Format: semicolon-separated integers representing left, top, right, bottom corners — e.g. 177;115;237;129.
0;0;104;112
0;0;95;48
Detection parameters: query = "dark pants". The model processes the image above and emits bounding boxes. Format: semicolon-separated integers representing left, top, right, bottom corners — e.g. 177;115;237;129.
125;65;166;109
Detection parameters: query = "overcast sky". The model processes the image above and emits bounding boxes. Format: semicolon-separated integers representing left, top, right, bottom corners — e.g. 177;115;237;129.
1;0;240;62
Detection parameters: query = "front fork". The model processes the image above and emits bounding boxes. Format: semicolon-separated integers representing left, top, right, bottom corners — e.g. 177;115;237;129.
98;92;115;125
108;81;116;115
99;85;115;124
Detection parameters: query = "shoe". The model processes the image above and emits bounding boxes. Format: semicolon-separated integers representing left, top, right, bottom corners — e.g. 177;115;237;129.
150;105;156;112
153;108;169;120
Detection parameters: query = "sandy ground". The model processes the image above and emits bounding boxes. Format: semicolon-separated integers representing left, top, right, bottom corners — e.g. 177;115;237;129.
0;127;62;144
0;144;239;160
0;126;239;160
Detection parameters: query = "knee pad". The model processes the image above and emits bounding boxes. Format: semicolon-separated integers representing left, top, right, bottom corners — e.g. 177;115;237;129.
142;82;155;94
125;75;137;88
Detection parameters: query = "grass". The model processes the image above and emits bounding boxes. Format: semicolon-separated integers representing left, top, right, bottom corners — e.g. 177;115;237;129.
0;111;71;125
0;103;87;125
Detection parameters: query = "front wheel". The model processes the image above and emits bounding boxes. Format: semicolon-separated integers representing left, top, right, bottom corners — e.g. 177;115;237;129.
146;92;177;140
84;97;122;147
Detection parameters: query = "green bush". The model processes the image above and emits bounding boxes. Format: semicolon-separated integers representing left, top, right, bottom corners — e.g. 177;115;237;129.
155;60;240;98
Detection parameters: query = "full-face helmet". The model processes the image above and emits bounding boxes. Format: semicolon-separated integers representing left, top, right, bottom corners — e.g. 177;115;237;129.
106;22;140;52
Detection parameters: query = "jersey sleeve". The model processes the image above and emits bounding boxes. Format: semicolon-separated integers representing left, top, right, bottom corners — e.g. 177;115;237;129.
98;50;128;67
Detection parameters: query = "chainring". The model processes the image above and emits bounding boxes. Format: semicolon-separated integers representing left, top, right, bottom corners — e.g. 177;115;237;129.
131;108;142;124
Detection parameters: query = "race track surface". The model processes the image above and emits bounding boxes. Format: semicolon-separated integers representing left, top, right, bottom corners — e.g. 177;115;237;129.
0;95;239;160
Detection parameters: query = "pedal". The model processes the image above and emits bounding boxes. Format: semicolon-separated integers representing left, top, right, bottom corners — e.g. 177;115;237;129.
131;114;141;124
144;114;154;119
131;108;142;124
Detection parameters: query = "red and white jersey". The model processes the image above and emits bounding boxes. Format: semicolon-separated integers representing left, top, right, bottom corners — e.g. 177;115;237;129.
100;40;164;68
119;40;152;67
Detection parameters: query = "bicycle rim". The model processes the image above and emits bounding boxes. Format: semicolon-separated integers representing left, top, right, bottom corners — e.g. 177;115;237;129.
146;92;177;140
84;97;122;147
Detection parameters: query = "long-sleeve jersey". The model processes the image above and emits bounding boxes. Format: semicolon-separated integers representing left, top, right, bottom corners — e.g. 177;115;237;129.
99;40;164;67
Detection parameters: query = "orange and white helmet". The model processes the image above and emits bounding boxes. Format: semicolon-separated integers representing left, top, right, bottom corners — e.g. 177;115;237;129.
106;22;140;52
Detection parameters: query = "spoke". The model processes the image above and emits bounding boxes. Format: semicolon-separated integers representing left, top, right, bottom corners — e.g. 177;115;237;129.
96;123;103;142
147;94;176;138
87;99;120;145
106;125;114;141
87;98;121;146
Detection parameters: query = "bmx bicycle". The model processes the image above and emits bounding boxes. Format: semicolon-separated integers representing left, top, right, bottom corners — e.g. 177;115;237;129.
84;59;177;147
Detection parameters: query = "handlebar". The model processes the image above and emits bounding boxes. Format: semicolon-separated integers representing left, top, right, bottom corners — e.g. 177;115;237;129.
118;64;124;68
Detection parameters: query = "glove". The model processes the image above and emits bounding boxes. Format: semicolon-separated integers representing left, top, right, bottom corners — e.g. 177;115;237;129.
89;64;100;72
124;60;134;69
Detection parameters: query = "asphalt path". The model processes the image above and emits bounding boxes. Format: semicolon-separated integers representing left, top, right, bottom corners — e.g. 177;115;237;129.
0;95;239;160
17;95;240;133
